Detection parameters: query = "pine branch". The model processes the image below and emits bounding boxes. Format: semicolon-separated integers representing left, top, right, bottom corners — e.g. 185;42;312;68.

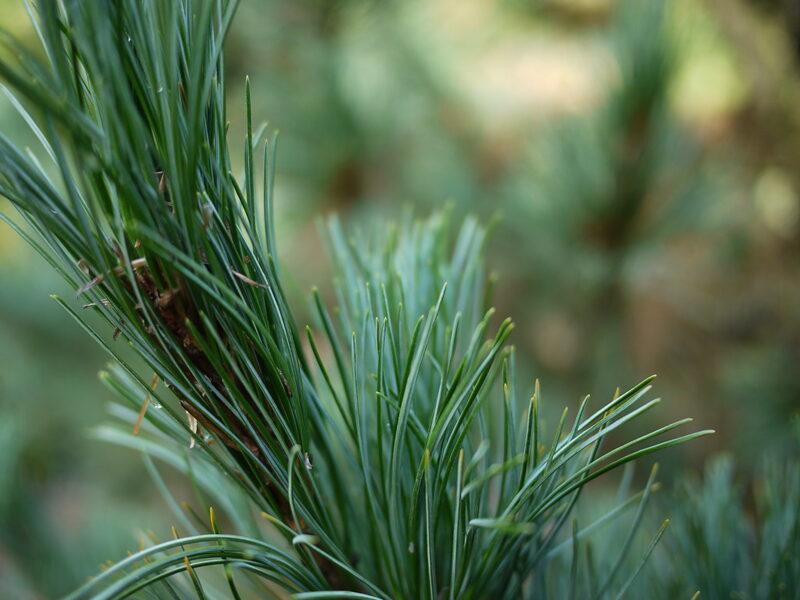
0;1;713;598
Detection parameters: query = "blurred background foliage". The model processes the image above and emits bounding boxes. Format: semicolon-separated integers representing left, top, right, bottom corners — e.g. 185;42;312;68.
1;0;799;597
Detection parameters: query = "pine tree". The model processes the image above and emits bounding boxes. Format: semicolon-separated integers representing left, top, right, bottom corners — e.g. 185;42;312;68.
0;2;711;597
